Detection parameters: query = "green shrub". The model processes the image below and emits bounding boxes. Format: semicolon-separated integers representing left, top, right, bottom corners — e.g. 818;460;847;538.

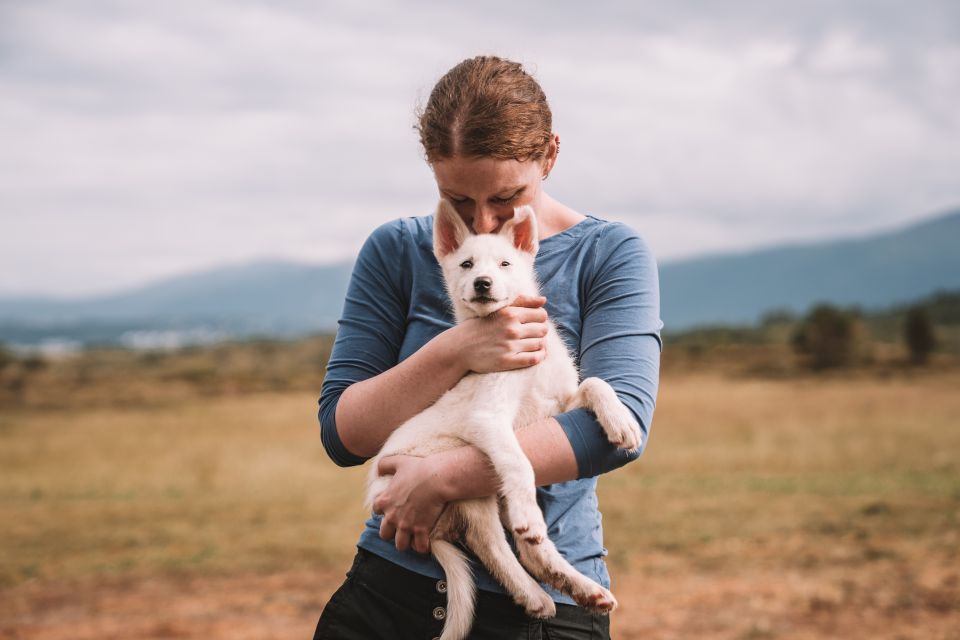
903;305;936;364
792;304;861;370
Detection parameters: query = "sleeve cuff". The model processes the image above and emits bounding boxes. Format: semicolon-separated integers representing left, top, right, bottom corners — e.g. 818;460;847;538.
555;407;644;479
318;400;369;468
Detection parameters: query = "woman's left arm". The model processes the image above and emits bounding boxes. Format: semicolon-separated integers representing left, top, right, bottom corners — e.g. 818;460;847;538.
554;222;663;477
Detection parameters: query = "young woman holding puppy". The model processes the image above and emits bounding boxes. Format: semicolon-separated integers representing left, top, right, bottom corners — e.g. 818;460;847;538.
313;56;662;640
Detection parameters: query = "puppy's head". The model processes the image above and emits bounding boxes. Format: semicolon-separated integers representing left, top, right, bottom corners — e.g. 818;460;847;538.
433;200;540;320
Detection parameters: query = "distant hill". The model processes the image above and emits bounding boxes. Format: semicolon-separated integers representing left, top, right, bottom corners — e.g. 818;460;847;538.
2;208;959;346
0;261;353;348
659;208;960;330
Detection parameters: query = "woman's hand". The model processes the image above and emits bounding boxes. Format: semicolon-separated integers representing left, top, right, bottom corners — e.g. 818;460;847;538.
451;295;549;373
373;454;448;554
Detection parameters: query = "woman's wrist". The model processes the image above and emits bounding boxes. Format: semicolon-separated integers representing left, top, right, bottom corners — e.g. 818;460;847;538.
432;323;469;378
432;446;499;502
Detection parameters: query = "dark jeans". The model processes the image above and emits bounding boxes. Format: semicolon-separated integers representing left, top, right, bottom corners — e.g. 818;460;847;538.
313;548;611;640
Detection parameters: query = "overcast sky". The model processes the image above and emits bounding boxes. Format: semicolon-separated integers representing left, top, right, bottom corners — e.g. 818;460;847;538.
2;0;959;297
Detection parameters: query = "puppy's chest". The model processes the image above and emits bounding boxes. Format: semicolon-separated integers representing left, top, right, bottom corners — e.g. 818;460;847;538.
517;364;575;427
448;369;567;431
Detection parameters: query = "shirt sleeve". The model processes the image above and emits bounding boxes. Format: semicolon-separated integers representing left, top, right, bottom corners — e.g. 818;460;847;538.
554;222;663;479
318;220;409;467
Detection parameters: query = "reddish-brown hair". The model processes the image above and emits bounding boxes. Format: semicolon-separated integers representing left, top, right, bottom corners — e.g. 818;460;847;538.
416;56;553;163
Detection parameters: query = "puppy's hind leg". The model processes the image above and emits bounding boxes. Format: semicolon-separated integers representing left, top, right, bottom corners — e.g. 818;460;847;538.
515;534;618;615
566;377;643;452
470;421;547;545
459;498;555;619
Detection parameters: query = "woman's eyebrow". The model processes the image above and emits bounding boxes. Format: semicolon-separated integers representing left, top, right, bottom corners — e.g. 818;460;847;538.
440;185;525;200
492;186;525;198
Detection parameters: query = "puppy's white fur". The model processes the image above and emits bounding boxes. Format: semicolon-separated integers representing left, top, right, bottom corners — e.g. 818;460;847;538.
366;201;642;640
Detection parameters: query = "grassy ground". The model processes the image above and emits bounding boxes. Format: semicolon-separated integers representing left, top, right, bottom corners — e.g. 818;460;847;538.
1;365;958;639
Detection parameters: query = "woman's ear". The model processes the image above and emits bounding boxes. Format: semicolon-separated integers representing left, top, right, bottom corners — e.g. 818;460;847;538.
433;199;470;259
500;205;539;255
542;133;560;179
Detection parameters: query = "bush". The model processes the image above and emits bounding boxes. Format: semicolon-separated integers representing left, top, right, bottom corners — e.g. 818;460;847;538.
903;305;936;364
0;343;14;370
791;304;860;370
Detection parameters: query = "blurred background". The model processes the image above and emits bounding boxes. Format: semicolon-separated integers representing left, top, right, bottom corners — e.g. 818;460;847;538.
1;1;958;638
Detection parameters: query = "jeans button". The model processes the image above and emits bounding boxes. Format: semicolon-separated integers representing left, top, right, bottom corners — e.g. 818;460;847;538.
436;580;447;594
432;606;446;620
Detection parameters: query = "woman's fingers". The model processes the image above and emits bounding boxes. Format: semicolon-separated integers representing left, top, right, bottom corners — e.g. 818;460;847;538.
383;522;428;554
394;528;411;552
512;294;546;309
373;454;443;553
413;529;431;554
515;337;546;353
510;350;546;368
378;516;396;541
501;321;547;340
377;455;399;476
502;343;546;369
510;306;548;325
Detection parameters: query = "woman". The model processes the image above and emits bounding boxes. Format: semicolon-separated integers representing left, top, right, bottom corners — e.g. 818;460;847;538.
314;56;662;640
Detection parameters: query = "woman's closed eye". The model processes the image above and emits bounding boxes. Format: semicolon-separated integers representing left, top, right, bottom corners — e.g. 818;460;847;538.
491;189;524;204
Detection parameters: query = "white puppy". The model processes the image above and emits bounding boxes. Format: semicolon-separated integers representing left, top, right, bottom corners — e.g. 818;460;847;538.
367;201;642;640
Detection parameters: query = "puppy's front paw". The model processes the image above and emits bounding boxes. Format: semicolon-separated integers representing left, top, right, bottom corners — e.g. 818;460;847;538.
602;412;643;452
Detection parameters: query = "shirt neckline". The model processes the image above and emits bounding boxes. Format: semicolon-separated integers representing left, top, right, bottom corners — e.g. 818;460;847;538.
539;214;600;248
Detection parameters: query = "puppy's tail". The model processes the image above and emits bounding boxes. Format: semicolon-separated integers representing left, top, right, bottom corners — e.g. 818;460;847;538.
432;539;476;640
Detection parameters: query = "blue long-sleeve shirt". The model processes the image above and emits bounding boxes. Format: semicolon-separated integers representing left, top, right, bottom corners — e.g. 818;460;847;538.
318;213;662;602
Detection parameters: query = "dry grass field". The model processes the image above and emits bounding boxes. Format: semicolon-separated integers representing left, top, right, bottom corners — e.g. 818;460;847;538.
1;352;958;639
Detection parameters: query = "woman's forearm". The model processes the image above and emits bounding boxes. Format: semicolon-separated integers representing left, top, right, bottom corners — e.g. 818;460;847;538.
336;327;467;458
432;417;579;502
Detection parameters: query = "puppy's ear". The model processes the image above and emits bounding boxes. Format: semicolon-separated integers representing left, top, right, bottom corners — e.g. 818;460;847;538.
434;199;470;259
500;205;539;255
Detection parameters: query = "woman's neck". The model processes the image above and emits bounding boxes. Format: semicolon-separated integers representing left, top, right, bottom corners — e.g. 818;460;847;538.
536;193;586;239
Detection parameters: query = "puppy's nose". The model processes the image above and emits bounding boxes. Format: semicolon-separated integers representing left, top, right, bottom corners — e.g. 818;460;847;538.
473;277;492;294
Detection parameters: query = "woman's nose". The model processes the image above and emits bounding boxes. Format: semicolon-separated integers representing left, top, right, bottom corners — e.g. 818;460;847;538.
472;206;501;234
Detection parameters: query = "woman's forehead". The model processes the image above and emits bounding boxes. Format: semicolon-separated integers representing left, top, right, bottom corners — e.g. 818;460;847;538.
433;156;538;193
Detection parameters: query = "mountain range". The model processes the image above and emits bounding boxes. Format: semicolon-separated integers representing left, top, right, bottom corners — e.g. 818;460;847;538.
3;208;958;348
660;207;960;328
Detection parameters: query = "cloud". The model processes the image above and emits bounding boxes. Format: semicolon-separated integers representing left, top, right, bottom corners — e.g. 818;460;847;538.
1;0;958;294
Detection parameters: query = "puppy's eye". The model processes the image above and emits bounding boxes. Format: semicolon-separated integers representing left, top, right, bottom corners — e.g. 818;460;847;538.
500;261;511;267
460;260;473;269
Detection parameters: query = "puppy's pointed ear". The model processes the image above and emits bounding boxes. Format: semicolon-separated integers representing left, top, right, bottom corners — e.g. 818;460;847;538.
434;199;470;260
500;205;539;255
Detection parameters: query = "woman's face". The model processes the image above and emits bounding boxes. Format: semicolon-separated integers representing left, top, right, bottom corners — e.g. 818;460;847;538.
432;155;547;235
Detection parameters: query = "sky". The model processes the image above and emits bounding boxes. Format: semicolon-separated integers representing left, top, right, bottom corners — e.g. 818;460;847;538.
2;0;959;298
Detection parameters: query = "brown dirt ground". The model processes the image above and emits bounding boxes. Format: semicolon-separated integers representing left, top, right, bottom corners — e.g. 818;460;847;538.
2;557;958;640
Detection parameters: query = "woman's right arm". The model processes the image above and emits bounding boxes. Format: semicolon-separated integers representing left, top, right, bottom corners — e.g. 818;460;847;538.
319;219;548;464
